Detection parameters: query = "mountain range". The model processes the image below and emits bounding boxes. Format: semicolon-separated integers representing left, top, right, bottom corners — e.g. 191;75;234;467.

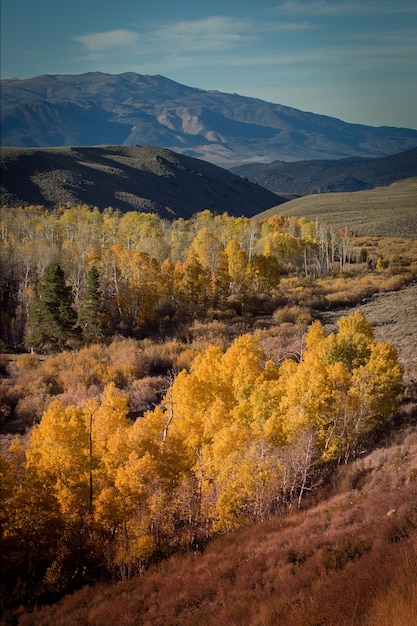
0;145;283;219
2;72;417;166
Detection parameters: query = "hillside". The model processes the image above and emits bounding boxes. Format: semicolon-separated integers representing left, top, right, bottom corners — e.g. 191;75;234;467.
0;145;283;218
7;274;417;626
257;177;417;239
2;72;417;165
2;198;417;624
14;447;416;626
231;147;417;195
2;278;417;626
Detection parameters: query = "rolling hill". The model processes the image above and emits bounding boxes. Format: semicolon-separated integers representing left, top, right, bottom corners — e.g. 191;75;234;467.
231;147;417;196
258;177;417;239
0;145;283;219
2;72;417;166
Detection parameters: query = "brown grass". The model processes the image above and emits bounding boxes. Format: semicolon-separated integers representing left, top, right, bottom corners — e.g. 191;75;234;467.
261;177;417;238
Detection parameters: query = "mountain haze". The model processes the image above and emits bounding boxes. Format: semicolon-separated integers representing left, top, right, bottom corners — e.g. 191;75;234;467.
2;72;417;166
0;145;283;218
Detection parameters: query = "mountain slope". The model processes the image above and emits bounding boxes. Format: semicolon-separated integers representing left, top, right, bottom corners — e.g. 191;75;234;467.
0;145;283;218
257;177;417;238
231;147;417;195
2;72;417;165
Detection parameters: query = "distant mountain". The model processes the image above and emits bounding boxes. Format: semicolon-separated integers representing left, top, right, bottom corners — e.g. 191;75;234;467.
0;145;283;219
231;148;417;195
2;72;417;166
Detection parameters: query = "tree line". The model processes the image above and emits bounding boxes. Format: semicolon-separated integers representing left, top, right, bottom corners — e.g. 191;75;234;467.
1;205;363;351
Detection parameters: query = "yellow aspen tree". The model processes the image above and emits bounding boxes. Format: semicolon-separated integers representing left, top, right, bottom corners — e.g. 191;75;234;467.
89;384;131;526
1;436;64;603
224;240;248;295
212;248;231;306
191;226;222;269
344;341;403;460
177;248;213;312
246;253;280;293
26;400;91;518
323;310;374;371
222;334;266;403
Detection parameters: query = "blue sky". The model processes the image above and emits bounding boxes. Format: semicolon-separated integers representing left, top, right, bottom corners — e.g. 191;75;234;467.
1;0;416;129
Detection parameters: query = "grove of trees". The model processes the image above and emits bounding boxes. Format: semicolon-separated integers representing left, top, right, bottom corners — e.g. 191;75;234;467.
3;204;414;351
0;311;403;610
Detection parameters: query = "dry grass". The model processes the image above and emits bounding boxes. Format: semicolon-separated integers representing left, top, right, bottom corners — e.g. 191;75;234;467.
261;177;417;238
365;548;417;626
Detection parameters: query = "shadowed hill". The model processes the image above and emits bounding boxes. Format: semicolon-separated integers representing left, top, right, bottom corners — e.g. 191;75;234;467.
231;147;417;196
0;145;283;219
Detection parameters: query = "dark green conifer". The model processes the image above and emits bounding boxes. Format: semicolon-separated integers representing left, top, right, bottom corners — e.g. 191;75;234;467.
25;262;79;352
77;266;105;342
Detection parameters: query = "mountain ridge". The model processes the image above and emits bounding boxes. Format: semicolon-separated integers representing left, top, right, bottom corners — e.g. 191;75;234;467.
2;71;417;166
231;147;417;195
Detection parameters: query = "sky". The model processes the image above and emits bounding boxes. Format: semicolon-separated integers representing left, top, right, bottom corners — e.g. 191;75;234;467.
1;0;417;129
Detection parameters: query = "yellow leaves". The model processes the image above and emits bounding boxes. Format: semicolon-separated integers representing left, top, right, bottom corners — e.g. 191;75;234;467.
114;528;155;578
268;311;403;463
324;311;374;370
212;440;282;531
28;400;89;477
351;341;403;423
222;334;265;401
115;451;155;505
305;320;325;353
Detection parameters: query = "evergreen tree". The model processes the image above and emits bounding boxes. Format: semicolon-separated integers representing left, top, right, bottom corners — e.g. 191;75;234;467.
77;266;104;342
25;262;78;352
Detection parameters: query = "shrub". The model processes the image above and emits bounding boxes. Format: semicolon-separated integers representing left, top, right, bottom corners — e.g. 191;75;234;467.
321;537;370;572
273;305;312;325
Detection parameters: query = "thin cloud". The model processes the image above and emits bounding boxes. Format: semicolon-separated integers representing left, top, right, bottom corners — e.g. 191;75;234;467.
276;0;417;17
74;29;139;52
267;21;314;32
152;16;256;52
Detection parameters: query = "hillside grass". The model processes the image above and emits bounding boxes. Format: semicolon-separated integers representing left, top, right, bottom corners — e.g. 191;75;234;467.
259;177;417;239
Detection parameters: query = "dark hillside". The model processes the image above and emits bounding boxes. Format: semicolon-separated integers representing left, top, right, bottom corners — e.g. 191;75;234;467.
0;145;283;218
231;147;417;195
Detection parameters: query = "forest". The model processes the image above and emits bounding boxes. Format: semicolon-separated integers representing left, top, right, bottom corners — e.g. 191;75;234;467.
2;204;417;351
0;204;416;617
